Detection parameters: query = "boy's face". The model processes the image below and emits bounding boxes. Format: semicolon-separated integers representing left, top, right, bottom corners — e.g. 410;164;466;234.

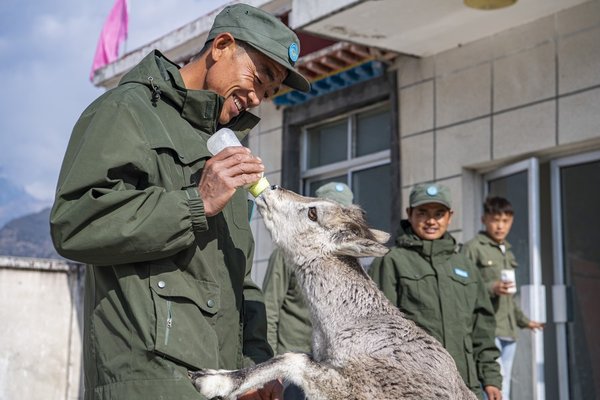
407;203;453;241
482;212;514;243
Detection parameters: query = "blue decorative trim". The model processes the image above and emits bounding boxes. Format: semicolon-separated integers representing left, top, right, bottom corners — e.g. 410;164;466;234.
273;60;385;106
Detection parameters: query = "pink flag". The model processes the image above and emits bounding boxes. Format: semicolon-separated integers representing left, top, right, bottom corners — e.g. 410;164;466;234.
90;0;129;81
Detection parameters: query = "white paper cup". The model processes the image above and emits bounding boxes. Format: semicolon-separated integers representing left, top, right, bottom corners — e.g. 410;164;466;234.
501;269;517;294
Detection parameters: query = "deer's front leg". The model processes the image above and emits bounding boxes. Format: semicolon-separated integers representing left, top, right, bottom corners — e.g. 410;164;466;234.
189;368;241;400
190;353;311;399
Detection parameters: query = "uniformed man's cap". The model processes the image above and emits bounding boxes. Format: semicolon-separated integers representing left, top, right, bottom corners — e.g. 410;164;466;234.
409;183;452;209
207;3;311;93
315;182;354;206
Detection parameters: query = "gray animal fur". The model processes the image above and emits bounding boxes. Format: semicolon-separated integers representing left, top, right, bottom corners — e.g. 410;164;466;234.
190;186;476;400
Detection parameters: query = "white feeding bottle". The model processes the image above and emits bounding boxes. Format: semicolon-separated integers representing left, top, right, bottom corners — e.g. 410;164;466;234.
207;128;270;197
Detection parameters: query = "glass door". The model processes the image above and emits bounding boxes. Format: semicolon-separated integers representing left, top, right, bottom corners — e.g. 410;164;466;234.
484;158;546;400
551;151;600;400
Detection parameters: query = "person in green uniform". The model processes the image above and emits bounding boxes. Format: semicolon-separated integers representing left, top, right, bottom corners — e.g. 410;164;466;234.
49;4;310;400
262;182;354;400
369;183;502;400
463;196;544;400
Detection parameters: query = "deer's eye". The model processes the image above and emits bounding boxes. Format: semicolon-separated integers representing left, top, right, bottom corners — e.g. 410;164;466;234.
308;207;318;221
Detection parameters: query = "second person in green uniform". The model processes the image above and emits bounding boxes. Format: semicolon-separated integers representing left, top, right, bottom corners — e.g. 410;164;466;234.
369;183;502;400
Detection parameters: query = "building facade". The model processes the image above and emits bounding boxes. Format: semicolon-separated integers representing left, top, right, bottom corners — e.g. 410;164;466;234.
94;1;600;399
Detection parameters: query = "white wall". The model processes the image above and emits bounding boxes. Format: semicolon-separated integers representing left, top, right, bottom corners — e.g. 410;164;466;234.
0;260;84;400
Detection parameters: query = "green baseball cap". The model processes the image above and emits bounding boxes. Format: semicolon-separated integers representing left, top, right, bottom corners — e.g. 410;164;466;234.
409;183;452;209
315;182;354;206
207;3;311;93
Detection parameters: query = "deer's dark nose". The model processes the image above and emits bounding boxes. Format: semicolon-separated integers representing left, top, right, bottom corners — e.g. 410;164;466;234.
270;185;280;190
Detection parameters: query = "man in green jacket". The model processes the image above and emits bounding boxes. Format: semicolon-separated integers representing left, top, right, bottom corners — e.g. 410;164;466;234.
262;182;354;400
463;196;544;400
50;4;309;399
369;183;502;400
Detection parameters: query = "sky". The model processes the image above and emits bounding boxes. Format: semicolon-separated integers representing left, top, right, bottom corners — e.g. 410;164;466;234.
0;0;229;209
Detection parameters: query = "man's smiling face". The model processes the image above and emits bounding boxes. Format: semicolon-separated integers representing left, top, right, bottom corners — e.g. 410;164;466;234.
205;36;287;124
407;203;453;241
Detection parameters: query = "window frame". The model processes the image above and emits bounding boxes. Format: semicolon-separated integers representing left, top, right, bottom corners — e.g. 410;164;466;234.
300;102;392;195
281;70;401;233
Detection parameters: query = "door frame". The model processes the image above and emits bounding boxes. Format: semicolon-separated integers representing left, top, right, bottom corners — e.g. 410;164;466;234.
483;157;546;400
550;149;600;400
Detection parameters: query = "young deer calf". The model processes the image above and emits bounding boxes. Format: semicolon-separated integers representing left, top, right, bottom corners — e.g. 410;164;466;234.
190;186;476;399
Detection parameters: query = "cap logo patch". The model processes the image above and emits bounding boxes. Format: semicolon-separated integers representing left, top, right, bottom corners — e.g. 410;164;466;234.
288;43;299;63
335;183;344;192
426;185;438;196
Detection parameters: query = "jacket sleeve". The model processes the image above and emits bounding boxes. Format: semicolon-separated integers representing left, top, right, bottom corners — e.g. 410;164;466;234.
471;267;503;389
514;299;532;328
50;100;207;265
261;248;289;354
368;255;400;307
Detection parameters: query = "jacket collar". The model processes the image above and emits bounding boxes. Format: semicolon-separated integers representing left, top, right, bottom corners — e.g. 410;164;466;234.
477;231;512;250
118;50;260;162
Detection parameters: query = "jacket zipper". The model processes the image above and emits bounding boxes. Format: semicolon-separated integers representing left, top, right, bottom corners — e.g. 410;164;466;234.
165;300;172;346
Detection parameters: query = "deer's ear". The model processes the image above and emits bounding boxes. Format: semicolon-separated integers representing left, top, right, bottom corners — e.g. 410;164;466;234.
335;238;389;258
370;229;390;244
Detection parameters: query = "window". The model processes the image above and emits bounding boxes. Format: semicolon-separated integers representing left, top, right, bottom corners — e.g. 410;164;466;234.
301;103;392;234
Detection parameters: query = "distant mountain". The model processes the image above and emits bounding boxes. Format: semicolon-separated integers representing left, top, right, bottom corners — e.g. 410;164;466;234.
0;207;63;259
0;177;48;229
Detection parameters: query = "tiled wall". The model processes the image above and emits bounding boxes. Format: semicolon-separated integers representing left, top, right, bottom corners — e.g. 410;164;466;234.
396;0;600;239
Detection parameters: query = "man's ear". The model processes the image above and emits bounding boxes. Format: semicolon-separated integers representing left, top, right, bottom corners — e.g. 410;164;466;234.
211;33;236;61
